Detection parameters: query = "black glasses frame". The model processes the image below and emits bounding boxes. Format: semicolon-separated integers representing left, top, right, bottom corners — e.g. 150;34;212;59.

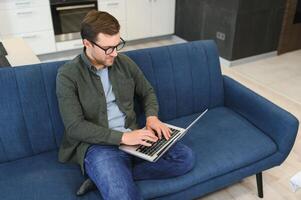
89;38;126;55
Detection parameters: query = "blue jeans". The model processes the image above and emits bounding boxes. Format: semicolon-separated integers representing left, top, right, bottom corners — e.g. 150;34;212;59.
84;142;195;200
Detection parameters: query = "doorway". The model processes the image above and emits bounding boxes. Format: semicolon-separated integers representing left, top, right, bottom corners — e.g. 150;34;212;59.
278;0;301;54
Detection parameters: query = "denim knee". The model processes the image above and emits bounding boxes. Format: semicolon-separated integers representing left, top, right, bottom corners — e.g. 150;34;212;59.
168;143;196;176
181;146;195;174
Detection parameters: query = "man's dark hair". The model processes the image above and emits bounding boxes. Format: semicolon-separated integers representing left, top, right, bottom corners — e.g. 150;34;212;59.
81;10;120;42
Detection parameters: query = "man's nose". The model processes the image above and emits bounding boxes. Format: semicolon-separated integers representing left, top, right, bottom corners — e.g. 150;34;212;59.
110;48;118;57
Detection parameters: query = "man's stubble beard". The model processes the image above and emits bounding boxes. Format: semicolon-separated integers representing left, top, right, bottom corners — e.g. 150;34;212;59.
95;58;114;68
104;57;115;67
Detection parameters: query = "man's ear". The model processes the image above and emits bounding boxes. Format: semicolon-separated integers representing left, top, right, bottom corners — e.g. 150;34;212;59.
83;39;92;48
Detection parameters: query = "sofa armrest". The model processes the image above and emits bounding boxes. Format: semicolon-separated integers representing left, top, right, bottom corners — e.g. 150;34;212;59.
223;75;299;158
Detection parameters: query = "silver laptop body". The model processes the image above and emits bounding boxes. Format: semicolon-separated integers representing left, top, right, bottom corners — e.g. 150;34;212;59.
119;109;208;162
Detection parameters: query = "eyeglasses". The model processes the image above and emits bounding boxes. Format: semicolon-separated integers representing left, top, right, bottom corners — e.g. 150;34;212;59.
89;38;126;55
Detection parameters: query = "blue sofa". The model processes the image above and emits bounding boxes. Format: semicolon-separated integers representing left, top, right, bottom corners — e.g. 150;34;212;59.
0;41;299;200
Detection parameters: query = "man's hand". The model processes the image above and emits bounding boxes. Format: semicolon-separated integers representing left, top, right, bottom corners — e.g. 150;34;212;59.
146;116;171;140
121;129;158;146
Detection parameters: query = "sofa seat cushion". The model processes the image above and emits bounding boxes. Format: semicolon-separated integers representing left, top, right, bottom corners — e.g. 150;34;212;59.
0;151;101;200
136;106;277;199
0;107;277;200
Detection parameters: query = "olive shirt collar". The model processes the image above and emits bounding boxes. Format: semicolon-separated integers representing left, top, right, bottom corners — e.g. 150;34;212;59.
80;48;104;72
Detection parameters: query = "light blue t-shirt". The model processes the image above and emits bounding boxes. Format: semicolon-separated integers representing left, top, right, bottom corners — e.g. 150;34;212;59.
96;68;131;132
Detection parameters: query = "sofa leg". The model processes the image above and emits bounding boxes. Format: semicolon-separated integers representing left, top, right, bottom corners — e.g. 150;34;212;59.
256;172;263;198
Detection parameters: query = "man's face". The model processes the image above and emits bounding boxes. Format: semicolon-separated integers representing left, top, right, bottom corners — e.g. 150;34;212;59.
85;32;121;67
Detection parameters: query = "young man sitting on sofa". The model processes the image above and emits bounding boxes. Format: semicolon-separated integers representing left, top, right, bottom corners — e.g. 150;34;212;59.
56;11;195;200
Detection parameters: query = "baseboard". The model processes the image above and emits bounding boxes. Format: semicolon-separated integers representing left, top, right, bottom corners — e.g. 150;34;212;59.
219;51;277;67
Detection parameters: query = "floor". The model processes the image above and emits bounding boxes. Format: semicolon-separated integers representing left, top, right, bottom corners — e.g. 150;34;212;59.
230;51;301;105
40;35;301;199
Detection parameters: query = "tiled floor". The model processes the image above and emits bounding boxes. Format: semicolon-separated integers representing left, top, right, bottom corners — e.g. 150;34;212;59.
230;50;301;105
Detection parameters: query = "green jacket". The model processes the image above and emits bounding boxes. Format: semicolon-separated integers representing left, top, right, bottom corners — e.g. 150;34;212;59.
56;51;159;174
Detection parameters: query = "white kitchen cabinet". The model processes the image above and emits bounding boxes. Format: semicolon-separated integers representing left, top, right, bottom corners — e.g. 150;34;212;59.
0;7;53;35
18;31;56;55
126;0;152;40
151;0;175;37
0;0;49;10
0;0;56;55
56;39;83;52
118;20;127;40
98;0;128;39
2;31;56;55
126;0;175;40
98;0;126;22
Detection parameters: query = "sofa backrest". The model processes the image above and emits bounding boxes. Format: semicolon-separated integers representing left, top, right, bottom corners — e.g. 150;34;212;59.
0;61;66;163
125;40;224;123
0;40;224;163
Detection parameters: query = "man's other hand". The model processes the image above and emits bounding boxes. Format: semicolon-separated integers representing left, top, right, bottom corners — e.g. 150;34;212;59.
121;129;158;146
146;116;171;140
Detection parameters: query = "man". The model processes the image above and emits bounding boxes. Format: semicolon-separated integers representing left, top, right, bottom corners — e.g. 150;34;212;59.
56;11;195;200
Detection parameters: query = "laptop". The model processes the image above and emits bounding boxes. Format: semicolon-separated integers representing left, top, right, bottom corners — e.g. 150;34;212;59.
119;109;208;162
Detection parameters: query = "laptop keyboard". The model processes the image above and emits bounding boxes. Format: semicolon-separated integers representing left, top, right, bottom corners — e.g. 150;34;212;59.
136;127;181;156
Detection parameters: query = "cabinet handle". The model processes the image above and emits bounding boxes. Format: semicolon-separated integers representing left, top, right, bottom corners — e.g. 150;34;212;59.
56;4;95;11
22;34;38;39
73;43;83;47
107;2;119;7
17;11;33;15
15;2;31;6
